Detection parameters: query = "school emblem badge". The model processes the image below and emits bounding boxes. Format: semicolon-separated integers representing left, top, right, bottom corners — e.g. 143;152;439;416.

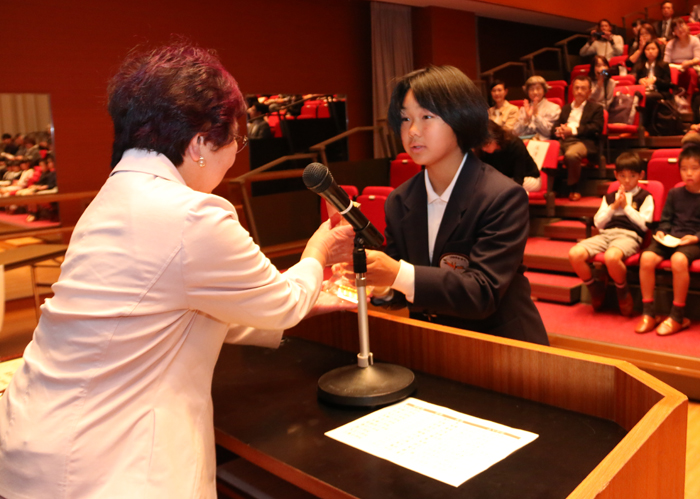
439;253;469;273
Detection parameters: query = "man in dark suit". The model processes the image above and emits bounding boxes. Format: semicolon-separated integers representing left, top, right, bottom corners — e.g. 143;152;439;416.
656;1;674;44
550;75;604;201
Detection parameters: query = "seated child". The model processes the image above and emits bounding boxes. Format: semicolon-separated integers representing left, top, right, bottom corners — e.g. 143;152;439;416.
569;152;654;316
636;144;700;335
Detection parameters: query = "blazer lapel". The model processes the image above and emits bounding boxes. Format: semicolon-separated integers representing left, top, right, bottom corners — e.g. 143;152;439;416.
400;175;431;266
431;154;483;266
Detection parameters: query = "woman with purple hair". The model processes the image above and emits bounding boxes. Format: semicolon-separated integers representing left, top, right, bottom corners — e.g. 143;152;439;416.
0;42;353;498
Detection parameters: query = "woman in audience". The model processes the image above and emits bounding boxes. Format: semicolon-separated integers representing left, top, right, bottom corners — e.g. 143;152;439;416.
477;121;541;193
635;39;673;129
513;75;561;139
627;23;659;68
664;17;700;99
487;79;518;132
0;41;355;498
589;55;617;109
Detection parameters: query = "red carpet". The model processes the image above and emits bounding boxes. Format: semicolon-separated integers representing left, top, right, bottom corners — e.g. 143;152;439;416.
0;212;59;229
536;300;700;358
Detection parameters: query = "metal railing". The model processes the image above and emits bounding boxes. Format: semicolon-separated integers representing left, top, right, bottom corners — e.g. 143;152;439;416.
479;61;528;86
520;47;564;78
555;34;594;74
309;125;388;166
228;153;318;246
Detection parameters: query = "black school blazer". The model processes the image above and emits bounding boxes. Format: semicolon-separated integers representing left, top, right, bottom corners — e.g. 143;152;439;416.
382;153;549;345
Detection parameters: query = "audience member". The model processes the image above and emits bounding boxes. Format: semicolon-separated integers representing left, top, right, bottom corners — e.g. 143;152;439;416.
663;18;700;99
636;144;700;335
627;23;659;68
513;76;561;140
692;3;700;22
629;19;643;51
550;75;604;201
487;80;518;132
656;1;675;43
246;102;273;139
476;121;541;193
0;134;13;155
568;152;653;316
635;40;673;130
580;19;624;60
0;158;34;196
589;55;617;109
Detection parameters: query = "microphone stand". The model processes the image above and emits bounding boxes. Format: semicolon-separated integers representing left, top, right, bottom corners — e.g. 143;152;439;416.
317;234;416;407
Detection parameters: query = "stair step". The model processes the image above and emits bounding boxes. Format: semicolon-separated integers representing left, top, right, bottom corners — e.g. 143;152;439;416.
550;196;600;218
526;271;581;304
524;237;576;272
543;220;598;241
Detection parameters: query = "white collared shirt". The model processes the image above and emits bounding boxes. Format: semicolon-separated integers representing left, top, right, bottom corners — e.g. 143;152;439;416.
566;100;586;136
391;153;468;303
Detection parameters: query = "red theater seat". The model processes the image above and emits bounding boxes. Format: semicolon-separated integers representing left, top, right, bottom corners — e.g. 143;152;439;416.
647;157;681;207
607;85;646;138
390;157;422;188
363;186;394;197
356;194;388;238
320;185;359;222
524;139;560;202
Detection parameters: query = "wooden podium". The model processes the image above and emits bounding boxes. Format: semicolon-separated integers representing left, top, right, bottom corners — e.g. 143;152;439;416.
212;310;687;499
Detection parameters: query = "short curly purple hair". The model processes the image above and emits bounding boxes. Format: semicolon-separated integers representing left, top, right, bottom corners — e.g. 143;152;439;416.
108;42;245;168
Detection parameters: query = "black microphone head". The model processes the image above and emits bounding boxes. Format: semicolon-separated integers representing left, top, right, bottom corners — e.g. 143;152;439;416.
303;162;333;194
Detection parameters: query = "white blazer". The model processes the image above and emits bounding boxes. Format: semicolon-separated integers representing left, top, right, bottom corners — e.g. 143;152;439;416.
0;149;323;498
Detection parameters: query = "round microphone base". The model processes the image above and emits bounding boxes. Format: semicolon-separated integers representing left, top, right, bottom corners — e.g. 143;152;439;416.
318;363;416;407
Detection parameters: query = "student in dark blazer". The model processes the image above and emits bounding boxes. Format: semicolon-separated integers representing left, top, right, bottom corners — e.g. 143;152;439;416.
355;65;549;346
550;75;604;201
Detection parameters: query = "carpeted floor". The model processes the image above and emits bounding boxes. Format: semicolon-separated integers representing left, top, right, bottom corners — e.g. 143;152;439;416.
535;300;700;358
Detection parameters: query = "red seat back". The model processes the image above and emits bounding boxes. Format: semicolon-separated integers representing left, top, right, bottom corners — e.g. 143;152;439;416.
650;149;682;160
356;194;388;238
609;55;627;68
363;186;394;196
390;157;422;188
647;158;681;207
546;86;565;102
320;185;359;222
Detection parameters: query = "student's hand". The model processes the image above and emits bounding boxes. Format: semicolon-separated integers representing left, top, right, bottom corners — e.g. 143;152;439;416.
679;235;699;246
617;189;627;208
656;230;666;239
340;250;401;288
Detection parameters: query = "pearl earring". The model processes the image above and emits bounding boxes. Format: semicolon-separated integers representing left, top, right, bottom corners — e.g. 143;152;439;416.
198;156;205;168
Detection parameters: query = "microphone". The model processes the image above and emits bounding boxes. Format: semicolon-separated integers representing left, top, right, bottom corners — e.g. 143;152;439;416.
303;162;384;248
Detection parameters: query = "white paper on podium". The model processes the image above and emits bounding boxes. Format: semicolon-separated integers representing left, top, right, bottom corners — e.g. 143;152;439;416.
325;397;538;487
526;139;550;170
0;357;23;396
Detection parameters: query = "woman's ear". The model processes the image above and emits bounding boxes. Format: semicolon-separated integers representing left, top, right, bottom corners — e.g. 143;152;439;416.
186;135;203;163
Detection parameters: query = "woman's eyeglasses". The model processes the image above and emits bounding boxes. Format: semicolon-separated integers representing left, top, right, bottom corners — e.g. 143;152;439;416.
234;133;248;151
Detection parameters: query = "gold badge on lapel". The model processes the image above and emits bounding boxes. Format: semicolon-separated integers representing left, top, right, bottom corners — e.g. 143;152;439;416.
439;253;469;273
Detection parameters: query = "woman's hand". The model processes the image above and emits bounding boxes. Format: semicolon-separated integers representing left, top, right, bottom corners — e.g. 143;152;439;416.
304;290;358;318
656;230;666;239
302;220;355;267
679;235;699;246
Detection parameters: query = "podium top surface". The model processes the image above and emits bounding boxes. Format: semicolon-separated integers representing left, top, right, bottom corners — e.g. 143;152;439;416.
212;337;627;499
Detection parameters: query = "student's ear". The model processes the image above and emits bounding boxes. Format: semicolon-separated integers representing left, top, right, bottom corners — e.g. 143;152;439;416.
613;170;620;180
641;170;646;180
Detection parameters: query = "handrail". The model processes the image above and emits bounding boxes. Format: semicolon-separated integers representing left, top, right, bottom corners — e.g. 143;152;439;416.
555;34;594;74
520;47;563;78
309;125;387;165
479;61;527;86
233;153;318;182
229;153;318;245
622;11;648;31
0;190;98;207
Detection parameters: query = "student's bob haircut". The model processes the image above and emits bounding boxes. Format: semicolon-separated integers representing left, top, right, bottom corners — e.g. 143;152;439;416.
387;65;489;153
108;40;246;168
